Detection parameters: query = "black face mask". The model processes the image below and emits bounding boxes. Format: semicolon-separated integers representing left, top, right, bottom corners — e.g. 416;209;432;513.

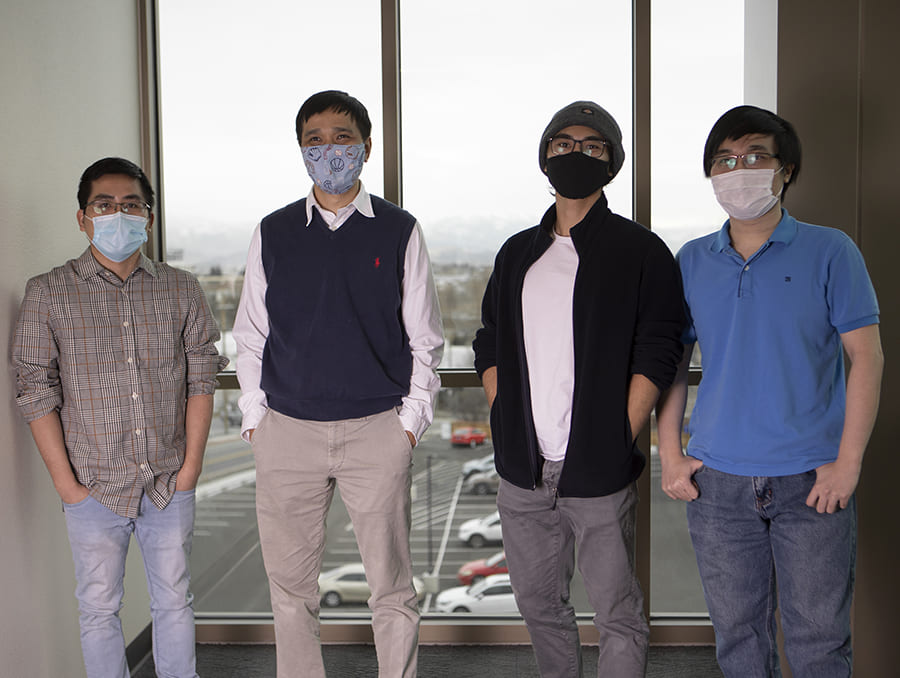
544;153;612;199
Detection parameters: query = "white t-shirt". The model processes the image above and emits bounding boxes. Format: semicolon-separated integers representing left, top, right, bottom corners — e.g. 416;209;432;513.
521;233;578;461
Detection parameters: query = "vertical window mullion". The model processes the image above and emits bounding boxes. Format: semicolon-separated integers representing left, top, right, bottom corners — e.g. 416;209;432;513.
381;0;402;206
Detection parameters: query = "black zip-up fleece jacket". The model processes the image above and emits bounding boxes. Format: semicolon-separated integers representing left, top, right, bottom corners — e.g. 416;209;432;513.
473;194;685;497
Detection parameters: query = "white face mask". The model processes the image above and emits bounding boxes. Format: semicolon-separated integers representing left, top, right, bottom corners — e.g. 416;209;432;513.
710;168;783;220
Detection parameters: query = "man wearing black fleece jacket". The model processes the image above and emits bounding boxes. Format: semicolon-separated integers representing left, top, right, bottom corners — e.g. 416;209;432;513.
473;101;684;678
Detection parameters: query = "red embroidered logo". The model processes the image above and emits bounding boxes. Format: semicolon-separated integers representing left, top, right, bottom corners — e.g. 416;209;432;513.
374;257;381;268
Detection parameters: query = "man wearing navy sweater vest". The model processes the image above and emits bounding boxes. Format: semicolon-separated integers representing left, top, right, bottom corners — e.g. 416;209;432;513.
233;90;443;678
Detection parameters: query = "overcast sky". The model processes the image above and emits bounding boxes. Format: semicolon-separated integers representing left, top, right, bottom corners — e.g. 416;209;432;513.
158;0;765;271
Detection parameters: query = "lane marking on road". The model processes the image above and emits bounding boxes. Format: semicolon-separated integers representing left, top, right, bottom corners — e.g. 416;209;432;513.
422;474;464;612
196;468;257;501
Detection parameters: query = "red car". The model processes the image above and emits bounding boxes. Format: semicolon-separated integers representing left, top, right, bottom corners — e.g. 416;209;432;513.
451;427;487;447
456;551;508;585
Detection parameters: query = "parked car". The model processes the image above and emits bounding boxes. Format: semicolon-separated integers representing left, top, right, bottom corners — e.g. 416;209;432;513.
461;453;494;479
451;427;487;447
434;574;519;614
462;468;500;495
457;551;508;585
317;563;425;607
458;510;503;548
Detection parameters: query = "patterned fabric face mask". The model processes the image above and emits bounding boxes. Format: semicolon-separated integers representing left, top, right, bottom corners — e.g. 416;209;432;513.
301;143;367;195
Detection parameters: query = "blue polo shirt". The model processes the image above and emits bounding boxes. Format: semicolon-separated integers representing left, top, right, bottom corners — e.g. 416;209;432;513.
678;210;879;476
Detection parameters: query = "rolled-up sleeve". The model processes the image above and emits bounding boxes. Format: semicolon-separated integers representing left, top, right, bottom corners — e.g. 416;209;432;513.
184;275;229;397
12;276;63;422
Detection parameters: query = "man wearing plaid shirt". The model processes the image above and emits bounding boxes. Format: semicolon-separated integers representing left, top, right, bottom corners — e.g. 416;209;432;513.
11;157;227;678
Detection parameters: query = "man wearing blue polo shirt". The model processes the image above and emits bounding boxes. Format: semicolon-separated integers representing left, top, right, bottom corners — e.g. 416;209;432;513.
656;105;883;678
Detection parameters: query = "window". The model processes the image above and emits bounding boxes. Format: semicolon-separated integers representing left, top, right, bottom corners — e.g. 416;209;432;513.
152;0;774;636
399;0;632;371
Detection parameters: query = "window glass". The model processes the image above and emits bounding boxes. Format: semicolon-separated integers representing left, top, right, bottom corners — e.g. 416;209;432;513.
400;0;633;369
157;0;773;626
649;0;775;617
651;0;747;254
157;0;383;308
157;0;382;616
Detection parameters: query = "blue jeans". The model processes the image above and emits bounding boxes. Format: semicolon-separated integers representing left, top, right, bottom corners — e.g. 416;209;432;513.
498;461;648;678
63;491;198;678
687;467;855;678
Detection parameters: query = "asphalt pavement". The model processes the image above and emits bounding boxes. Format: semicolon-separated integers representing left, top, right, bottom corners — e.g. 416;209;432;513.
189;432;706;617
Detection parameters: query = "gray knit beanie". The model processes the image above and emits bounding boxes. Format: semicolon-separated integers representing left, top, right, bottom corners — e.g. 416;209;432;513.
539;101;624;178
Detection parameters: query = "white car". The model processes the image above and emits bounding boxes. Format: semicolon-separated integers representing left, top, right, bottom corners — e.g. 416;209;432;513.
462;468;500;495
434;574;519;614
458;510;503;548
317;563;425;607
461;453;494;479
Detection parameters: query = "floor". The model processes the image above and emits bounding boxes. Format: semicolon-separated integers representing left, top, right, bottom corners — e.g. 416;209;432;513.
133;643;724;677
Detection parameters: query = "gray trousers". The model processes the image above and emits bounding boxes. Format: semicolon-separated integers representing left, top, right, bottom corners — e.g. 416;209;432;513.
253;408;419;678
497;461;648;678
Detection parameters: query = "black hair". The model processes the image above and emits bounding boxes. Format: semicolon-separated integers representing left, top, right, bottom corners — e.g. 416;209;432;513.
295;90;372;143
703;105;802;198
77;157;155;210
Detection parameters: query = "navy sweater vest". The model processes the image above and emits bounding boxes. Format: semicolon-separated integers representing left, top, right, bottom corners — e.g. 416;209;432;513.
260;196;415;421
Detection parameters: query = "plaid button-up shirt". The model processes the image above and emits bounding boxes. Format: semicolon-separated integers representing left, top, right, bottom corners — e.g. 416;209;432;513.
12;249;228;517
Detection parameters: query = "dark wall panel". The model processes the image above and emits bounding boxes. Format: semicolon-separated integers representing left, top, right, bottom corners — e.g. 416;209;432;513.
779;2;900;676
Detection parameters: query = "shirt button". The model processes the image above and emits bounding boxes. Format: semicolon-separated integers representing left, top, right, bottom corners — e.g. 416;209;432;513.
744;265;750;271
127;357;134;364
139;463;147;470
123;321;130;328
132;393;139;400
135;429;142;436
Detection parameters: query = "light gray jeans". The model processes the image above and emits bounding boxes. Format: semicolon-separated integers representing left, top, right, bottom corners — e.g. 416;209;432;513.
63;490;197;678
253;408;419;678
498;461;648;678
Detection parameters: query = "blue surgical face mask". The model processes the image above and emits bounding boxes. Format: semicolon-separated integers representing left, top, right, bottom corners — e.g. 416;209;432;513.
87;212;149;262
301;143;367;195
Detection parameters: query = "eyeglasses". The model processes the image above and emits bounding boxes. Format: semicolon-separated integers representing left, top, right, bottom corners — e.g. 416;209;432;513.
710;152;779;173
548;135;608;158
85;199;151;217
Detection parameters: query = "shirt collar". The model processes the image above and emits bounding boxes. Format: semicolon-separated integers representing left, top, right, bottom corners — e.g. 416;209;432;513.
74;247;158;281
711;208;797;253
304;181;375;227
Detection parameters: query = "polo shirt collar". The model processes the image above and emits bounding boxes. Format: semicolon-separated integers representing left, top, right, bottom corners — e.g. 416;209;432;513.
711;208;798;253
304;181;375;226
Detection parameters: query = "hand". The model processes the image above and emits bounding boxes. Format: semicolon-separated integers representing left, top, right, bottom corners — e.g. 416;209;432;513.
58;482;90;505
806;459;861;514
406;431;417;448
247;428;255;442
661;454;704;502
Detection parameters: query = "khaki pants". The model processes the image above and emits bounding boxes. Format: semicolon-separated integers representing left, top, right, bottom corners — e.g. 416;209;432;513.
253;408;419;678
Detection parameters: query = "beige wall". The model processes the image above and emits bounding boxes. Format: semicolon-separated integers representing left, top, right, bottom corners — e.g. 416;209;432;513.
0;1;150;676
778;0;900;675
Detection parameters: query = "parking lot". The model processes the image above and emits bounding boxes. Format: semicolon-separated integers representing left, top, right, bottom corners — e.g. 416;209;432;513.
189;437;547;616
189;431;698;617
